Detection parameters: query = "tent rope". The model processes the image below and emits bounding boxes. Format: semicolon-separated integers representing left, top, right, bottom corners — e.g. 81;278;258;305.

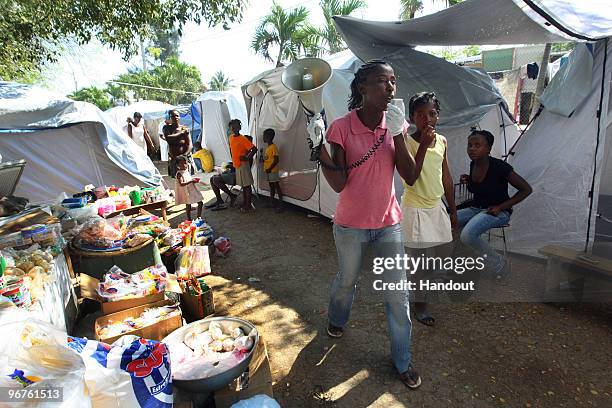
585;37;609;253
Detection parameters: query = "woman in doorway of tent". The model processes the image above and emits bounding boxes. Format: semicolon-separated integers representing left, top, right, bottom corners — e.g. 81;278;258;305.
458;130;532;277
307;59;427;390
128;112;155;155
400;92;457;328
262;128;284;212
174;155;204;221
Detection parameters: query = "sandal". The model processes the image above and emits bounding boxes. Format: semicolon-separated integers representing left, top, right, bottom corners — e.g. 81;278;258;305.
399;365;422;389
210;204;228;211
414;312;435;327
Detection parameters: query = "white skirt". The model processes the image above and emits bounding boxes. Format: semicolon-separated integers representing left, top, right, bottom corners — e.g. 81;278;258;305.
401;201;452;248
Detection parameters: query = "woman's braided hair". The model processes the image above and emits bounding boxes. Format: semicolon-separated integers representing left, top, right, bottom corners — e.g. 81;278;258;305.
347;59;392;111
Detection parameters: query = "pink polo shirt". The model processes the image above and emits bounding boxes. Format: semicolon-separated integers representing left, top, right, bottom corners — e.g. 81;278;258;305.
326;109;404;229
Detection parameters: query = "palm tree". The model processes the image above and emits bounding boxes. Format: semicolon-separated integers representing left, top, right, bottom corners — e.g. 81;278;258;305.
319;0;366;54
251;2;322;67
400;0;463;19
209;71;233;91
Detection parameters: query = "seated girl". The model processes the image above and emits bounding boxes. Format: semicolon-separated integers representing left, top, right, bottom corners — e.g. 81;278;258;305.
458;130;532;276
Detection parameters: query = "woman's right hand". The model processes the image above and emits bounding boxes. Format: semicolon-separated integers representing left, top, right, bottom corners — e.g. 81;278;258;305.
459;174;469;184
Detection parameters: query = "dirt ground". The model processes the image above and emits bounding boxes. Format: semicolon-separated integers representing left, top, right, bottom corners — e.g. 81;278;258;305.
162;172;612;408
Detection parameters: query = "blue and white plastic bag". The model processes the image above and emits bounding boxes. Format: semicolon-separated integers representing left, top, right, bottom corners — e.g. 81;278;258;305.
67;336;173;408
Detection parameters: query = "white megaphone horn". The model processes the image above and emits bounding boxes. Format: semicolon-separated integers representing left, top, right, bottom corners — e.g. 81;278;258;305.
281;58;332;118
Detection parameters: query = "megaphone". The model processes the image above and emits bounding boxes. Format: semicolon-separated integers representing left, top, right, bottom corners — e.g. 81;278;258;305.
281;58;332;117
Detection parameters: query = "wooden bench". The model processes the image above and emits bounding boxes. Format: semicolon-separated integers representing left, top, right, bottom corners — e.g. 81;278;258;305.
538;245;612;301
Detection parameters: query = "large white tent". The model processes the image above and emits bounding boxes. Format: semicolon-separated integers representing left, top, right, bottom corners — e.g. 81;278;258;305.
244;0;612;256
196;90;248;166
0;82;162;203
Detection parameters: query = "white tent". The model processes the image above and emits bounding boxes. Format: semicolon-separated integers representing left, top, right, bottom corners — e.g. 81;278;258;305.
333;0;612;256
0;82;162;203
196;90;248;166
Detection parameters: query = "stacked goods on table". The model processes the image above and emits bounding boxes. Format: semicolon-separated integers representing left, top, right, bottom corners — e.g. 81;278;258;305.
0;220;65;310
72;212;170;252
79;263;179;314
59;184;170;218
0;247;55;308
157;218;215;256
96;264;168;301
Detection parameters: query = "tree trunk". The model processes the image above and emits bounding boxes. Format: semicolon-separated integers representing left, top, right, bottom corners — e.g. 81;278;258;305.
531;43;552;118
276;43;284;67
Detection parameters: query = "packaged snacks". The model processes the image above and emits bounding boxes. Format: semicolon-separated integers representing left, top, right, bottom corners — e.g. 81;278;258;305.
95;303;180;339
96;265;168;302
175;246;211;280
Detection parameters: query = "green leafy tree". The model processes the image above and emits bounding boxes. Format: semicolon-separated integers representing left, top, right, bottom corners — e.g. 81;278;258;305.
69;86;113;111
552;42;576;53
0;0;245;82
251;2;322;67
400;0;463;19
318;0;366;54
112;57;206;105
209;71;233;91
148;26;182;64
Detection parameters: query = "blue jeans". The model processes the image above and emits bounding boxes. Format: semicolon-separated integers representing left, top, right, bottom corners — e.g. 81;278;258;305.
329;223;412;373
458;207;511;273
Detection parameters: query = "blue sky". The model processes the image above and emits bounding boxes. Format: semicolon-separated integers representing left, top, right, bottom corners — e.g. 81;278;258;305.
41;0;448;95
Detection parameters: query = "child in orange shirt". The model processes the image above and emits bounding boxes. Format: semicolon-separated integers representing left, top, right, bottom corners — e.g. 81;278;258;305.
228;119;257;212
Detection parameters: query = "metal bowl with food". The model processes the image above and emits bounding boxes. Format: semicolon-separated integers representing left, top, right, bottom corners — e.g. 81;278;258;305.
162;316;259;393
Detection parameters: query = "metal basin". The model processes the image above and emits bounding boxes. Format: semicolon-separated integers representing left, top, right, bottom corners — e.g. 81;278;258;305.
162;316;259;393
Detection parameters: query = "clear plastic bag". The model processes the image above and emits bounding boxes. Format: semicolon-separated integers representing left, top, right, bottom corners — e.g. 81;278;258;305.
174;246;211;280
0;319;91;408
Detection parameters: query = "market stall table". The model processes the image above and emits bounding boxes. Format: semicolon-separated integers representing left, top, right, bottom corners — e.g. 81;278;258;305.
104;200;168;221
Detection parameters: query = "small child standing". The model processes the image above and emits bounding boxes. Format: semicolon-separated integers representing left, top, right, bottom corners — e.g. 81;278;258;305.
174;155;203;221
401;92;457;327
262;128;283;212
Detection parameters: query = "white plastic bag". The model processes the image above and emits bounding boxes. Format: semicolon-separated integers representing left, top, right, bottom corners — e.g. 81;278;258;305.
0;319;91;408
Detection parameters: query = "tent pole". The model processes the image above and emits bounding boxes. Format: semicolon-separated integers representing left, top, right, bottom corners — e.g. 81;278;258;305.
584;38;609;253
499;104;508;157
504;105;542;162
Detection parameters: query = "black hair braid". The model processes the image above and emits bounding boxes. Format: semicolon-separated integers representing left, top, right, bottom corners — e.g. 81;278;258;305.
347;59;391;111
408;91;441;117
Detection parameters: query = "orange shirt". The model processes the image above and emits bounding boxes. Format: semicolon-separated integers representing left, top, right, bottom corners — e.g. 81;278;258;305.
229;134;255;168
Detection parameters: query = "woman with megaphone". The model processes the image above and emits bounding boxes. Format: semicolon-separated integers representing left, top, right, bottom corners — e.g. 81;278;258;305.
307;59;432;390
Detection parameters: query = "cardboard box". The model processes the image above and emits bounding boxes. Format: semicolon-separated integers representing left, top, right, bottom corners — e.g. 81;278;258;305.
79;273;174;315
95;299;183;344
214;335;274;408
180;288;215;323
